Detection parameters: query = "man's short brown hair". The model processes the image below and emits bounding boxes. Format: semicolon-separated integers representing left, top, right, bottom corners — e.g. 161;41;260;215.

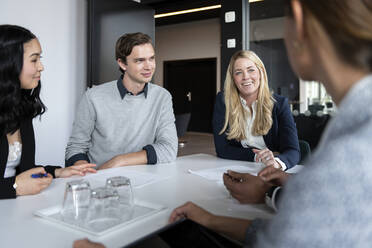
115;32;152;72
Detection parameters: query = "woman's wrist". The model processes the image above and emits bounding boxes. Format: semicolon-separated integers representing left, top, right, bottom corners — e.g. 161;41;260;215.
14;176;20;196
202;212;217;229
54;168;61;178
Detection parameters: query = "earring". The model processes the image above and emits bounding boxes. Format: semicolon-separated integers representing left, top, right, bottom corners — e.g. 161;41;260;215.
30;88;34;96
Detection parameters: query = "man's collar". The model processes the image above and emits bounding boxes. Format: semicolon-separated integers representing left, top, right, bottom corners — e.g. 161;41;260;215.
116;75;148;99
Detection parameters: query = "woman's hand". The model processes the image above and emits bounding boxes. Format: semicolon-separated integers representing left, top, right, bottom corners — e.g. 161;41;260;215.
253;148;281;169
73;239;105;248
169;201;214;227
15;167;53;196
258;165;290;187
223;170;269;204
54;163;97;178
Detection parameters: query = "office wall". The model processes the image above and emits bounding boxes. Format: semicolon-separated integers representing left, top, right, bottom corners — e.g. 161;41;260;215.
154;17;285;93
250;17;284;41
154;18;221;92
89;0;155;85
0;0;87;165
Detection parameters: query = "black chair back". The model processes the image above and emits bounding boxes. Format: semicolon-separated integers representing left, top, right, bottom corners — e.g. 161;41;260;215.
175;113;191;138
299;139;311;164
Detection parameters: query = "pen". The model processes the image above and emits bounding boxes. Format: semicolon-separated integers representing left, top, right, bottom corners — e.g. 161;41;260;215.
224;172;244;183
31;173;48;178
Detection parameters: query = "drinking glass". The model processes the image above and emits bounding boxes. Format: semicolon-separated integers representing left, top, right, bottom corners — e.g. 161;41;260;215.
106;176;134;221
60;180;91;226
85;187;121;232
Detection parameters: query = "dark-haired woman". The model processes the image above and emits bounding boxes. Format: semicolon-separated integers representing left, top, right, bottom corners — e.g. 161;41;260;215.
0;25;96;199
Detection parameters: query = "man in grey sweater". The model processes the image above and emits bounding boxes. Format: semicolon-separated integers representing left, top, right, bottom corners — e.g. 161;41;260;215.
65;32;177;169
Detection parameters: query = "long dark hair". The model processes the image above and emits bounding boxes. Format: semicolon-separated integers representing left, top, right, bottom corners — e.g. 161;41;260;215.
0;25;46;136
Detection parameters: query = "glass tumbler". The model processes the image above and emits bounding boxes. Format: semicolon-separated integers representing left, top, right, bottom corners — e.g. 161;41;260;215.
60;180;91;226
85;187;121;232
106;176;134;221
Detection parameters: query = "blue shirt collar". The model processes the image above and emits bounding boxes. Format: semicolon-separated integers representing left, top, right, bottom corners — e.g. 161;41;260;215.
116;75;148;99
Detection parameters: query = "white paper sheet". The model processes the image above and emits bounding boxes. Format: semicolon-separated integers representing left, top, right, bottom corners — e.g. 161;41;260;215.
188;164;263;183
188;163;304;183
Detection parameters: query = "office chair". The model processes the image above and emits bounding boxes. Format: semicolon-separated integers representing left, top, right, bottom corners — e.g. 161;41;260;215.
299;139;311;164
175;113;191;148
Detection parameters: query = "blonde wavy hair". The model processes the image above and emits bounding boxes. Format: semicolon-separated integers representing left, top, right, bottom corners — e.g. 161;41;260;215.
220;50;274;140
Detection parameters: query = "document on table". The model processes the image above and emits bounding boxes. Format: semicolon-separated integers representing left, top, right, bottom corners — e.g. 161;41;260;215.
84;168;170;189
188;164;263;183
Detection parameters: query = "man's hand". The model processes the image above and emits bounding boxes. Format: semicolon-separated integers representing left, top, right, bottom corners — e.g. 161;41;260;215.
258;166;290;187
169;201;251;242
223;170;270;204
169;201;214;227
98;151;148;170
98;155;122;170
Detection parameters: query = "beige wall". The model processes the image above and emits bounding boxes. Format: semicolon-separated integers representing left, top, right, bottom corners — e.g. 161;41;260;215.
0;0;87;165
154;18;221;92
153;17;285;93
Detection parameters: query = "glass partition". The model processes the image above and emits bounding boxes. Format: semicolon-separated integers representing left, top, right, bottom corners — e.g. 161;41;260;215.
248;0;335;115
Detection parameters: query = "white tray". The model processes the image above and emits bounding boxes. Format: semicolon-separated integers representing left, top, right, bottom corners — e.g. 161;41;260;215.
34;200;167;236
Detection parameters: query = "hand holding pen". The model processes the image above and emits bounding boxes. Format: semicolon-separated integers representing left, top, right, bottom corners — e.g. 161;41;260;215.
223;170;269;204
252;148;281;169
14;167;53;196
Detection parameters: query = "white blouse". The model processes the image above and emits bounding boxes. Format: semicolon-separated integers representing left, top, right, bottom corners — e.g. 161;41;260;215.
239;97;286;170
4;141;22;178
239;98;267;150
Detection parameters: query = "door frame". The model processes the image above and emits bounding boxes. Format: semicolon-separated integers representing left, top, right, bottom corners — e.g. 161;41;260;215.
163;57;217;133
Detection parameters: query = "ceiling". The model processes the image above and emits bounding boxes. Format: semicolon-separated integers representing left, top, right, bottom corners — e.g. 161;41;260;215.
141;0;285;26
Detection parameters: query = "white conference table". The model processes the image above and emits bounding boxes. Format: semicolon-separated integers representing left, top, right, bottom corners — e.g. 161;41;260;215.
1;154;280;248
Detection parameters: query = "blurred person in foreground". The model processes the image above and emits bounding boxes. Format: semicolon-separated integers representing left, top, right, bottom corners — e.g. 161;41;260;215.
170;0;372;247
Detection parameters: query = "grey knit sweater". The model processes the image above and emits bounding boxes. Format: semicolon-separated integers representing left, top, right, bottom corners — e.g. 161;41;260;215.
65;79;178;167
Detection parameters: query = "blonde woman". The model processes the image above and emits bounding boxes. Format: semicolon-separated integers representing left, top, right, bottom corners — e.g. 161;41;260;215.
212;50;300;170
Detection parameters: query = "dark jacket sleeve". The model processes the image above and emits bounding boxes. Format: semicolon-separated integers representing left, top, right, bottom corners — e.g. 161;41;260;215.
272;96;300;169
212;92;255;161
0;120;61;199
43;166;59;178
0;176;17;199
0;134;17;199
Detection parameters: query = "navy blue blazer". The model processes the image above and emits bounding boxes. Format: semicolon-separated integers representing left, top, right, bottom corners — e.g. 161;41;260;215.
212;92;300;169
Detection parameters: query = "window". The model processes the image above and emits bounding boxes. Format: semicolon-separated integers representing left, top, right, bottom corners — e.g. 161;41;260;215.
300;80;335;115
